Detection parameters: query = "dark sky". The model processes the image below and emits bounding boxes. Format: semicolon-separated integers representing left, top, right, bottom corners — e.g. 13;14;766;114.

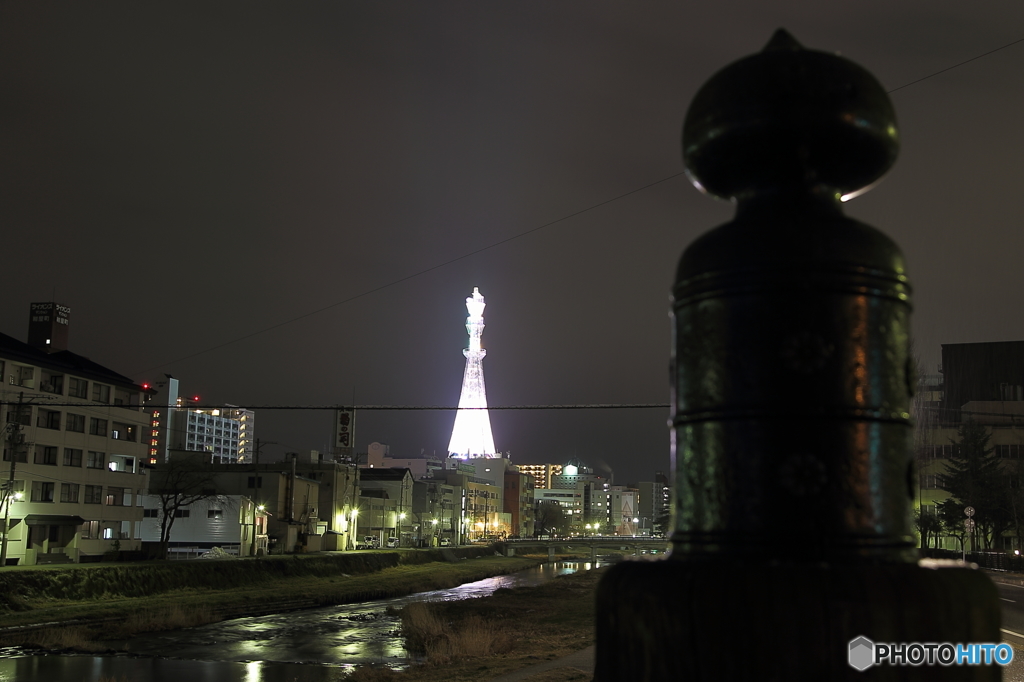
2;3;1023;483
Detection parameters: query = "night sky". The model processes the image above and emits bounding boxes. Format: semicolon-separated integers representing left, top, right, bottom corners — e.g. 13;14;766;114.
2;4;1023;483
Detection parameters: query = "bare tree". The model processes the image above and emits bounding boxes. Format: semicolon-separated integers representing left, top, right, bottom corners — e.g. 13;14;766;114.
150;455;220;557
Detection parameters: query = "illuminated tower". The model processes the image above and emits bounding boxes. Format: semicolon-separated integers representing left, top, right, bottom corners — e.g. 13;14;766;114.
448;287;497;458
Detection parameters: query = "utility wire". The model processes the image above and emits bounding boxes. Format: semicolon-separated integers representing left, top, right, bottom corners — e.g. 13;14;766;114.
131;36;1024;376
31;403;671;411
886;36;1024;94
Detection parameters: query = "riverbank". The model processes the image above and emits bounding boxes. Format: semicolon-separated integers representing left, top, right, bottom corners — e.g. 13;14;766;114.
344;564;607;682
0;550;549;648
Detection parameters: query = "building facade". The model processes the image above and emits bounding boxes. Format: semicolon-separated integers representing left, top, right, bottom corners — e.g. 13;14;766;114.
145;378;254;464
516;463;563;490
504;470;535;538
0;303;150;565
358;468;414;545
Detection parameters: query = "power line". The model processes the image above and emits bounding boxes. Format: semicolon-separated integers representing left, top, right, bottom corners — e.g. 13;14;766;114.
33;403;671;411
131;36;1024;377
886;36;1024;94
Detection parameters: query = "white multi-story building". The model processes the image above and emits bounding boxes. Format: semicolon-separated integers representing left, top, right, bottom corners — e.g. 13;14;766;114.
182;405;254;464
146;378;253;464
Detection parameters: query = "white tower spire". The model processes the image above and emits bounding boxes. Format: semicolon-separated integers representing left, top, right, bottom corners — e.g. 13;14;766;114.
448;287;496;458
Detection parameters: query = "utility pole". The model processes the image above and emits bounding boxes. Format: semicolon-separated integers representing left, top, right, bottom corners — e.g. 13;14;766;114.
1;393;27;567
248;439;275;557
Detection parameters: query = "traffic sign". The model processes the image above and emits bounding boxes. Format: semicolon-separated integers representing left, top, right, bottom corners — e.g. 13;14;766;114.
965;506;975;518
965;518;976;533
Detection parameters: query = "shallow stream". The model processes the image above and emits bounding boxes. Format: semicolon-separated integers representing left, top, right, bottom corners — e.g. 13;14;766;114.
0;560;603;682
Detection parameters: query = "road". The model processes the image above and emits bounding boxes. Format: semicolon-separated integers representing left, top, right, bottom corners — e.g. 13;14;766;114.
993;579;1024;680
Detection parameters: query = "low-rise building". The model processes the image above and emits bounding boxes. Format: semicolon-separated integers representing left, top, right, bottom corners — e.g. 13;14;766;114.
140;494;265;558
504;470;535;538
366;442;443;479
358;468;414;545
412;478;462;546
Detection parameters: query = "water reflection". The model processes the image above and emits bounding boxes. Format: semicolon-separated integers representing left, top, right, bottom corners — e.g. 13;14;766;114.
0;560;602;682
0;656;338;682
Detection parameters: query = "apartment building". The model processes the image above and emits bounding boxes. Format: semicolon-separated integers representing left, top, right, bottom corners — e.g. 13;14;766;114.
0;303;150;565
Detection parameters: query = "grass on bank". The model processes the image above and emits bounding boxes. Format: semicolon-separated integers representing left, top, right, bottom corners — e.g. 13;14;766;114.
0;555;546;648
340;565;606;682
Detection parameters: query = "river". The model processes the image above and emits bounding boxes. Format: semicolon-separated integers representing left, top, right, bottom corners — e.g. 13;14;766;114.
0;560;604;682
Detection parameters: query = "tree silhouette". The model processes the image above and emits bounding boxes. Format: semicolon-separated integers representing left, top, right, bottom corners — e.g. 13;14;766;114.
534;500;568;536
938;419;1008;550
149;455;220;557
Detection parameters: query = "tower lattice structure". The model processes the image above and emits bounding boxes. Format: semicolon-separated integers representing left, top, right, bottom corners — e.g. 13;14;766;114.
448;287;497;458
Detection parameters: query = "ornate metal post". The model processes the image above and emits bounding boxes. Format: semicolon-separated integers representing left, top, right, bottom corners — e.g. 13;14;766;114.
594;30;1000;680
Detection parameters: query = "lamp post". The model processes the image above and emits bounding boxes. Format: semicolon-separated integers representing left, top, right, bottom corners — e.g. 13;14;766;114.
350;508;359;550
430;518;438;546
398;512;406;546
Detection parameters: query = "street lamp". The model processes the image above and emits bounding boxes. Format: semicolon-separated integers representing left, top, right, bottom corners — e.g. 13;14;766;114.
398;512;406;546
350;508;359;550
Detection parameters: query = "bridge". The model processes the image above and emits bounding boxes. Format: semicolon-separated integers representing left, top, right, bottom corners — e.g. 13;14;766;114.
497;537;670;561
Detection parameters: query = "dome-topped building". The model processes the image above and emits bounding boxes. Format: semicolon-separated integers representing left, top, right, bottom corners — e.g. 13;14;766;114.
553;458;606;489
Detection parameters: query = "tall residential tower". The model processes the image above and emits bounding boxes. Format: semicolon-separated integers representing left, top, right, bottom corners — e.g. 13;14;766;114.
447;287;496;458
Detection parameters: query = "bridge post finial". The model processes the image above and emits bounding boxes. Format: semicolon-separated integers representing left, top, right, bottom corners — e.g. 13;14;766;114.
593;30;1001;680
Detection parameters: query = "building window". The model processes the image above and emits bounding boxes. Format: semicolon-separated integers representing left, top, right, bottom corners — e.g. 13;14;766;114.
105;487;126;506
37;409;61;430
111;423;137;442
208;509;223;519
247;476;262;488
80;520;99;538
68;377;88;398
63;448;83;467
33;446;58;466
997;444;1023;459
92;383;110;403
30;481;55;503
84;485;103;504
9;365;34;388
5;407;31;426
174;509;190;518
143;509;158;518
65;413;86;433
40;371;64;395
87;451;106;469
2;448;27;463
89;418;108;437
61;483;80;503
